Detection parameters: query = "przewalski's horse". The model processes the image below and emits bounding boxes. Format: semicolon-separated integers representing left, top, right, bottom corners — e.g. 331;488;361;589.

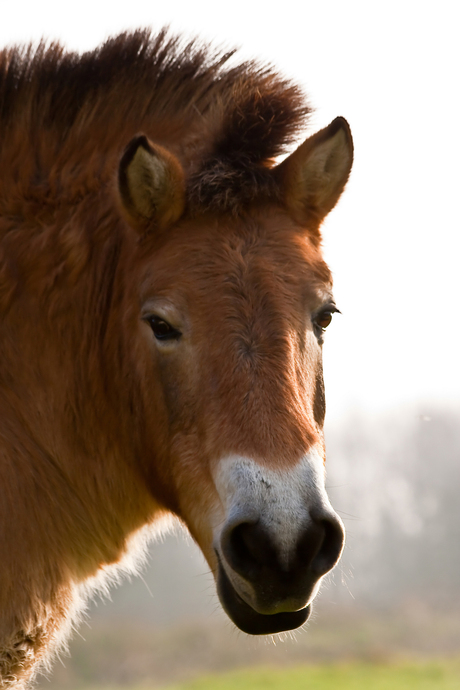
0;30;353;688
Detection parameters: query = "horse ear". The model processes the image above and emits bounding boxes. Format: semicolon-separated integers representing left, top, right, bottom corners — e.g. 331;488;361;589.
118;135;185;230
278;117;353;225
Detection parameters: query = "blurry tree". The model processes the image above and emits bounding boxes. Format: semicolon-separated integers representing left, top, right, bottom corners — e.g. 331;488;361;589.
325;407;460;608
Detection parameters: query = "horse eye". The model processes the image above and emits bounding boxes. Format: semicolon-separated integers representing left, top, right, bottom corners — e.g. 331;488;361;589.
313;305;340;333
146;316;181;341
315;312;333;330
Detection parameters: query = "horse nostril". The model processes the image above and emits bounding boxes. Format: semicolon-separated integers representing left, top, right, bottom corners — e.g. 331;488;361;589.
221;511;344;584
306;513;345;577
221;520;276;580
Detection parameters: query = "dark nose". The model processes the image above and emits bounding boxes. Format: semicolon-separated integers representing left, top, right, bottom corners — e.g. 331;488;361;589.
220;510;344;609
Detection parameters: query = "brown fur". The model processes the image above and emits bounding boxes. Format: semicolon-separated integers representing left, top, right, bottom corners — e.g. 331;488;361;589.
0;30;352;687
0;29;310;218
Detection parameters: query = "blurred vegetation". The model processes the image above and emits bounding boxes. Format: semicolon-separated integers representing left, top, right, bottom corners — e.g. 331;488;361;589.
167;660;460;690
37;407;460;689
46;660;460;690
43;605;460;689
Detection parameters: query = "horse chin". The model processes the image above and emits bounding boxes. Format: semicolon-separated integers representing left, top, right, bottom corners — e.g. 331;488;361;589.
216;561;311;635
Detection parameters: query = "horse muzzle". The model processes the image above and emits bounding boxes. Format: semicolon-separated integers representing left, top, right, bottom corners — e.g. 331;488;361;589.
211;453;345;634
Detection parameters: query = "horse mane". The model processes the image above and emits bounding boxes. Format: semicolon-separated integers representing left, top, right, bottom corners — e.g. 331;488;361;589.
0;29;311;214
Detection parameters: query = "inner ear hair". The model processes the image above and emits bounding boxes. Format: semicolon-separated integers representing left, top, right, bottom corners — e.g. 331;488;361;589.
118;135;185;230
278;117;353;225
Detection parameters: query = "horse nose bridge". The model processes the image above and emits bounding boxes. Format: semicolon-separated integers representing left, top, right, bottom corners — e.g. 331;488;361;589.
205;325;320;456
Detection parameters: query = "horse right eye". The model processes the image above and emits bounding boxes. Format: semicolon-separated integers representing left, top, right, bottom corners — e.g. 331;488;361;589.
146;316;182;341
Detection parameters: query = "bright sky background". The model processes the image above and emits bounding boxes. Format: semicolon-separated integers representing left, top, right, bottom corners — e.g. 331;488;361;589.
2;0;459;423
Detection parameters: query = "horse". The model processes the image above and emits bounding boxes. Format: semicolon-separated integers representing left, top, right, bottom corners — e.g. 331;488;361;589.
0;29;353;688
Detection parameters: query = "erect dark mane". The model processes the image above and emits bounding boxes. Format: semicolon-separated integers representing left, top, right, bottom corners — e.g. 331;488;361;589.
0;29;311;213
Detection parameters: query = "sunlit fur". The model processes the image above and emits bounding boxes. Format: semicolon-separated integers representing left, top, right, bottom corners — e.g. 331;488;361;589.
0;30;352;687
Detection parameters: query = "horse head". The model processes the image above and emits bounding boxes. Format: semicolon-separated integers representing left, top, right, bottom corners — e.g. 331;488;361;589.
117;117;353;634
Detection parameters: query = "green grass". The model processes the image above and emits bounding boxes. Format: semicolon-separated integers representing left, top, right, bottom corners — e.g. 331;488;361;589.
165;660;460;690
76;659;460;690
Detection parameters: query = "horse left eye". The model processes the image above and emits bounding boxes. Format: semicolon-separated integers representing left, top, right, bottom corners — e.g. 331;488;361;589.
315;311;333;330
313;305;340;333
146;316;182;341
